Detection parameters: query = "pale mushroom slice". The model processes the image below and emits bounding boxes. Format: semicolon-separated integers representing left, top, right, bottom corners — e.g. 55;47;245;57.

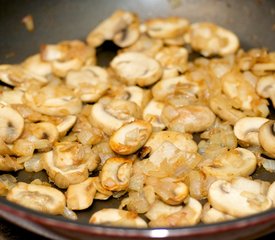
99;157;133;191
0;89;24;105
258;120;275;158
123;86;151;109
145;176;189;205
201;202;235;224
146;198;202;227
256;74;275;109
42;142;98;188
202;148;257;180
267;182;275;207
0;174;17;196
161;104;216;133
87;10;140;48
66;178;96;210
187;22;239;56
0;64;48;88
41;40;96;77
208;178;272;218
0;102;24;143
152;75;200;101
222;70;269;117
209;94;246;125
89;208;147;228
56;115;77;137
154;46;188;78
66;66;109;103
110;52;162;87
145;17;189;39
7;182;66;215
234;117;269;146
121;34;163;57
144;131;198;156
24;83;82;116
143;99;166;131
109;120;152;155
22;54;52;76
89;99;141;136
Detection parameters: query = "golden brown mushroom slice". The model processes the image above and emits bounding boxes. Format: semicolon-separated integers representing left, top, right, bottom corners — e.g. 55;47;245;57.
201;148;257;180
24;83;82;117
87;10;140;48
145;198;202;227
234;117;269;146
66;66;110;103
41;40;96;77
109;120;152;155
66;178;96;210
145;17;189;39
208;178;272;218
186;22;239;56
0;64;48;88
258;120;275;158
0;102;24;144
89;99;141;136
161;104;216;133
7;182;66;215
22;54;52;77
110;52;162;87
256;74;275;109
0;174;17;196
100;157;133;191
89;208;147;227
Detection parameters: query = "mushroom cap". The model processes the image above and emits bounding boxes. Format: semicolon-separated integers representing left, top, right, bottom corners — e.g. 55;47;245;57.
234;117;269;146
208;178;272;217
259;120;275;158
0;103;24;143
110;52;162;87
109;120;152;155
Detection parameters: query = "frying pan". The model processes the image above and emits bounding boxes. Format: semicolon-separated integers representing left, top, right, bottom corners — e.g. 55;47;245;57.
0;0;275;239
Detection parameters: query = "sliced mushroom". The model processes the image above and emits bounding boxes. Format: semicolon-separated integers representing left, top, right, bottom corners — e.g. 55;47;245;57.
145;176;188;205
56;115;77;137
66;178;96;210
234;117;269;146
41;40;96;77
0;174;17;196
89;208;147;228
121;34;163;57
209;94;246;125
154;46;188;78
22;54;52;76
208;178;272;217
123;86;151;109
91;176;113;200
42;142;95;188
258;120;275;158
201;202;235;224
0;155;24;171
0;102;24;143
152;75;200;101
110;52;162;87
256;74;275;109
109;120;152;155
202;148;257;180
24;83;82;116
7;182;66;215
145;17;189;39
161;104;216;133
146;198;202;227
267;181;275;207
0;64;48;88
87;10;140;48
89;99;141;135
187;22;239;56
100;157;132;191
144;131;198;155
143;99;166;131
66;66;109;103
0;89;24;105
